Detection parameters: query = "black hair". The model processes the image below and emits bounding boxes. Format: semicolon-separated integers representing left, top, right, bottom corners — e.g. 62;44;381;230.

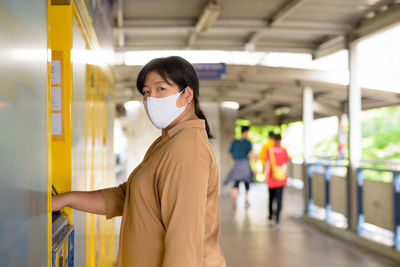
241;126;250;133
268;131;274;138
273;133;282;141
136;56;213;138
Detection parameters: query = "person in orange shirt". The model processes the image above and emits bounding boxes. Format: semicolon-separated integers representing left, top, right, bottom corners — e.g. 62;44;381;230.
52;56;226;267
258;131;274;164
263;134;290;228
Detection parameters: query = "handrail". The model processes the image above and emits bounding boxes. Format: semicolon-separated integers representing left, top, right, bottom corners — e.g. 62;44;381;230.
306;161;400;249
359;166;400;173
309;162;348;168
361;159;400;164
309;156;400;171
311;156;400;165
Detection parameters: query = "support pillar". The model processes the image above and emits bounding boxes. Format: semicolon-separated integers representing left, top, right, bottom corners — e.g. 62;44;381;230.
347;37;362;231
219;105;238;196
302;86;313;214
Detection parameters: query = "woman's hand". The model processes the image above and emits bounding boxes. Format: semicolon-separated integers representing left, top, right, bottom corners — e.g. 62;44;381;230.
52;193;70;211
52;191;106;215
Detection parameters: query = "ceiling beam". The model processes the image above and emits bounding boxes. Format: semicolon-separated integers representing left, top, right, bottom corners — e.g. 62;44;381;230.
245;0;308;50
116;25;345;36
225;65;348;86
242;115;279;126
362;99;400;110
312;35;345;60
121;19;350;32
122;19;195;27
238;91;301;116
353;3;400;41
313;101;342;116
269;0;308;26
239;99;270;116
276;20;352;31
188;0;222;47
116;26;193;35
312;3;400;59
243;114;303;125
362;88;400;103
114;64;400;107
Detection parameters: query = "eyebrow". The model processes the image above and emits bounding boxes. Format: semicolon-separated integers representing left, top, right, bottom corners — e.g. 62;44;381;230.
143;81;169;88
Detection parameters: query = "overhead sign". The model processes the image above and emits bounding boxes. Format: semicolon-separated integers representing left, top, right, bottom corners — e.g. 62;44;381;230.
194;63;226;80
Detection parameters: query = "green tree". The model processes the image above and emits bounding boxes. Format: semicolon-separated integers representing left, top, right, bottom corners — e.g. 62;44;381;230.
362;105;400;160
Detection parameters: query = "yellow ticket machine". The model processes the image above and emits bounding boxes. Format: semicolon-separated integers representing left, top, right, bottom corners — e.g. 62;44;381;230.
52;213;74;267
52;186;74;267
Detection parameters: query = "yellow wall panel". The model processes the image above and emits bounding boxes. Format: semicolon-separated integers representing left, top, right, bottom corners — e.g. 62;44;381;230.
84;63;116;266
49;3;73;222
48;1;116;266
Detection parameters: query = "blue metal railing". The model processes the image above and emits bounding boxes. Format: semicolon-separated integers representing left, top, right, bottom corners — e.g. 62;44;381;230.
306;157;400;250
395;172;400;250
306;162;348;224
356;167;400;250
306;158;400;249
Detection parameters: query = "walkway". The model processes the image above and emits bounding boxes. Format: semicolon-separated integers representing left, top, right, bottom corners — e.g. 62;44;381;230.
219;183;398;267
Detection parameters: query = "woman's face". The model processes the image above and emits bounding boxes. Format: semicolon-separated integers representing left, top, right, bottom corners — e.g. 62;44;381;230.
142;71;192;109
142;71;180;100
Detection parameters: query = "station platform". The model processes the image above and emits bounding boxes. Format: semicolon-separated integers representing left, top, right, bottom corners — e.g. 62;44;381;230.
219;183;398;267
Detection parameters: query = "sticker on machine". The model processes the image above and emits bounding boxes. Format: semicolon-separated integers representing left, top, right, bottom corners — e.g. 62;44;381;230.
51;113;62;135
51;87;62;111
51;60;61;85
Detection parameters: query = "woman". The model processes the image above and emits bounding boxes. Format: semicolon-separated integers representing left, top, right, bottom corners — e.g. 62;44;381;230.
224;126;256;209
53;56;226;267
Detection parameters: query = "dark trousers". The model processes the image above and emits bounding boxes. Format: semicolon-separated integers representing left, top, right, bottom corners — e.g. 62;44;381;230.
268;186;284;223
233;180;250;190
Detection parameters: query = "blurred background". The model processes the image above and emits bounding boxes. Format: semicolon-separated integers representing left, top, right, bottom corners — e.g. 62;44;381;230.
1;0;400;266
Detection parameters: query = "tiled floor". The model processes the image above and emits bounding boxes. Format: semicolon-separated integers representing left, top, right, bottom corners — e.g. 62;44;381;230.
219;183;398;267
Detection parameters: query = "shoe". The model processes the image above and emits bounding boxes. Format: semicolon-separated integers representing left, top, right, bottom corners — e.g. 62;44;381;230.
275;223;280;229
268;217;274;226
245;200;250;209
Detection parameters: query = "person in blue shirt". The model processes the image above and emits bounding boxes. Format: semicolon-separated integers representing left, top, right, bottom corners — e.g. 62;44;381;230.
224;126;257;209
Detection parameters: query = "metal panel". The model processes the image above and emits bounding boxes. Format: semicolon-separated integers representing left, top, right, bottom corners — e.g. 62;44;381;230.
330;175;347;216
363;180;393;231
0;1;48;266
312;173;325;208
290;162;303;180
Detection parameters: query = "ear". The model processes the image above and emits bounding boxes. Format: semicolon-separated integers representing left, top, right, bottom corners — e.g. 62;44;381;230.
183;86;194;104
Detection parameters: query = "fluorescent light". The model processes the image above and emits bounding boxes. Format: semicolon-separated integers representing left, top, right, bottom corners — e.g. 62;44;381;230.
196;0;222;32
221;101;239;110
124;101;141;110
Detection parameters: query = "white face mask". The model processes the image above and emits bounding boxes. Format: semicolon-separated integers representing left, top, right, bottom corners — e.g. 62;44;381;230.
144;90;187;129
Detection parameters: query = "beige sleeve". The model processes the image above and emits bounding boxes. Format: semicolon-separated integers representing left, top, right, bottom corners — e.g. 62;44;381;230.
100;182;127;219
159;159;209;267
